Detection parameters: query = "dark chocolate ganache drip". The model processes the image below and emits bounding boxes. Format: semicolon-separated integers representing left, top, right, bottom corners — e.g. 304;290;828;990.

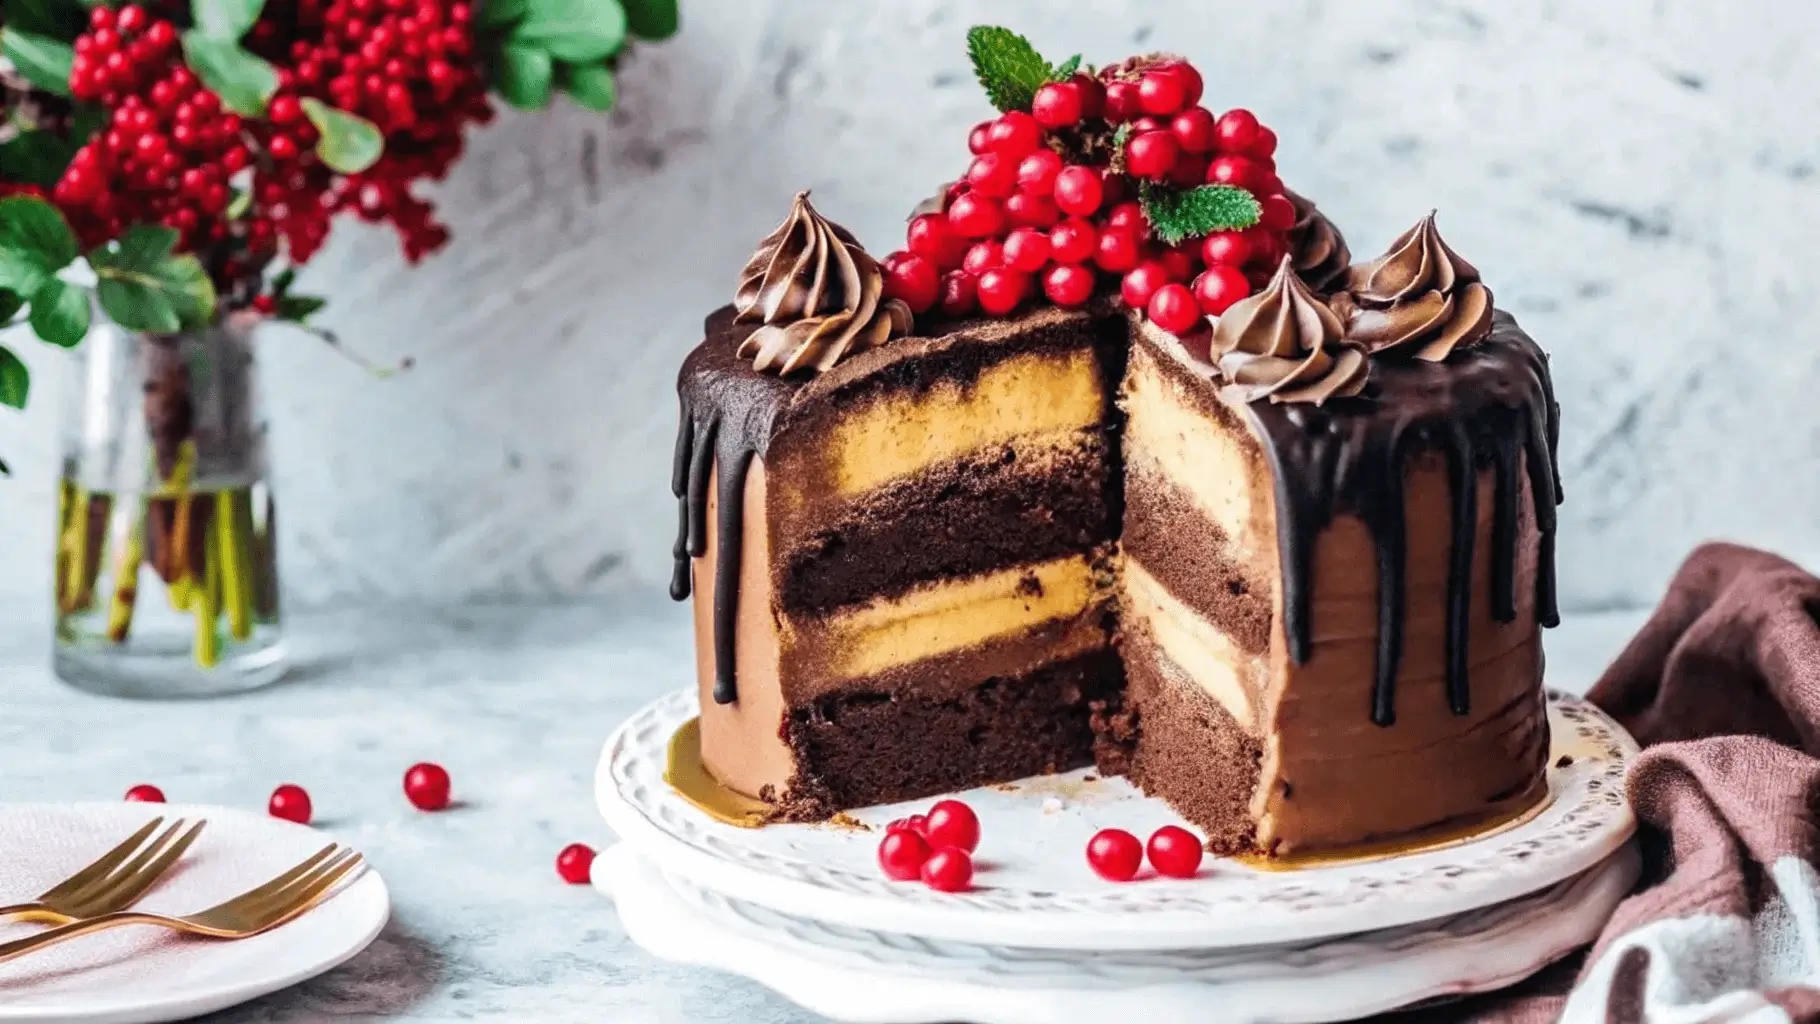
671;310;795;704
1244;311;1560;727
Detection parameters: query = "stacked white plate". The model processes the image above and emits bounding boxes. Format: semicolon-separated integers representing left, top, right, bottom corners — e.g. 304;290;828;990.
594;689;1639;1024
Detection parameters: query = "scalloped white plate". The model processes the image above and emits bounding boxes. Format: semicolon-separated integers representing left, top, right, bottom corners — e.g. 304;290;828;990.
599;841;1641;1024
597;688;1636;951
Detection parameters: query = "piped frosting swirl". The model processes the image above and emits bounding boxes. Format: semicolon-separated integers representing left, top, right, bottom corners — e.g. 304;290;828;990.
734;191;912;376
1285;189;1350;293
1212;257;1369;405
1336;211;1494;362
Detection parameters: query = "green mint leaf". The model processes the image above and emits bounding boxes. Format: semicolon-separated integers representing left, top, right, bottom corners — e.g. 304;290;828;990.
299;98;383;173
478;0;527;29
270;266;297;296
494;42;552;109
91;227;216;333
28;278;89;347
0;345;29;409
966;25;1051;112
1052;54;1081;80
510;0;624;64
560;61;615;112
2;0;85;38
0;128;78;188
2;28;74;96
181;32;277;116
0;290;25;324
275;293;325;322
620;0;677;40
191;0;266;39
0;195;78;294
1139;182;1261;245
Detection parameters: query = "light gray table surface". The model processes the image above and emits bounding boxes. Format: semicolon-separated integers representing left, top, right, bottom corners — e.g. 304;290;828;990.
0;599;1649;1022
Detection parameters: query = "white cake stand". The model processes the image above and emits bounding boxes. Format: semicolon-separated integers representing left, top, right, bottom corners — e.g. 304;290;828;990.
598;840;1640;1024
595;688;1637;951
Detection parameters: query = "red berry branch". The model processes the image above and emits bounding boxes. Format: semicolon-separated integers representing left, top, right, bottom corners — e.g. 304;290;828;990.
882;27;1297;337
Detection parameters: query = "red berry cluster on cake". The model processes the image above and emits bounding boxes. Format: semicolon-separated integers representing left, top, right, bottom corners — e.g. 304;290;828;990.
878;27;1297;336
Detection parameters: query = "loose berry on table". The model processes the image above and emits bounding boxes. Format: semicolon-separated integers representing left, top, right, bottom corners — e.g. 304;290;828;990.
268;784;313;824
1086;828;1144;882
1146;826;1204;879
920;847;974;892
923;799;981;854
403;762;451;811
556;843;597;884
124;784;165;803
878;828;932;881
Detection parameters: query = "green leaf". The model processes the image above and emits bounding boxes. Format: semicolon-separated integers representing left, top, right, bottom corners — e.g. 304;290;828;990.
494;42;552;110
1139;182;1262;245
226;187;252;219
510;0;624;63
191;0;266;40
1052;54;1081;79
0;129;77;188
181;32;278;116
560;61;615;111
3;0;85;39
299;98;383;173
0;346;28;409
2;28;74;96
478;0;527;29
275;293;325;321
0;290;24;324
0;195;78;294
28;278;89;347
91;226;216;333
620;0;677;40
966;25;1053;113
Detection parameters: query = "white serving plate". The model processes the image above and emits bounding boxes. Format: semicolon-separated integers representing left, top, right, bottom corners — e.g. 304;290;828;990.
599;840;1640;1024
597;687;1636;951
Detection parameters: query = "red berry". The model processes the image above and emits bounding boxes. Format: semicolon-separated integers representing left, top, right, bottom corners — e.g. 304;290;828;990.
404;762;451;811
907;213;966;269
878;828;931;881
1252;125;1279;160
966;152;1017;198
1127;115;1166;135
887;814;929;836
1093;226;1141;273
252;294;277;315
89;5;114;29
1214;109;1262;154
947;193;1005;239
1002;227;1052;272
1148;282;1201;334
1105;200;1147;237
976;267;1031;316
1159;243;1199;282
1103;80;1141;122
124;784;164;803
1032;81;1084;128
268;784;313;824
967;120;993;155
1052;166;1104;217
884;253;940;313
923;799;982;853
1194;265;1252;315
938;270;977;317
268;134;299;161
920;847;973;892
1005;192;1060;228
1167;153;1208;189
1205;154;1263;192
962;239;1004;276
1242;225;1286;269
1070;73;1105;118
1202;230;1252;267
1147;826;1204;879
144;20;175;48
1121;261;1171;309
1050;218;1098;264
1016;149;1063;197
1170;107;1218;154
1126;130;1179;180
556;842;596;884
985;111;1042;157
1087;828;1144;882
1137;70;1188;115
1259;194;1297;232
1043;262;1095;308
116;5;147;32
1165;62;1204;106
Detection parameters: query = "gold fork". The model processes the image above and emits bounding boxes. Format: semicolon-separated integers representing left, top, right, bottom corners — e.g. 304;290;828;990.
0;818;207;925
0;844;364;964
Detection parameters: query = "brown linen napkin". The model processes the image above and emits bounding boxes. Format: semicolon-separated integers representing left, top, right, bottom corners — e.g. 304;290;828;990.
1397;542;1820;1022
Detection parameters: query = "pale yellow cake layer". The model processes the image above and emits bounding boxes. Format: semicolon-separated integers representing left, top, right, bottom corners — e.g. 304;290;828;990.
1122;559;1263;729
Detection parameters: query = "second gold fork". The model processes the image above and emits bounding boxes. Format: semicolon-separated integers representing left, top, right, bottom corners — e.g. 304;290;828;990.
0;818;207;925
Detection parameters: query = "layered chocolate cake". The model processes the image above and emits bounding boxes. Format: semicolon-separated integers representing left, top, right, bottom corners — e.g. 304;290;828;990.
669;30;1562;856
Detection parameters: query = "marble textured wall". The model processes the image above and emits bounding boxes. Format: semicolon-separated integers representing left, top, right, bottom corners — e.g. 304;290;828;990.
3;0;1817;611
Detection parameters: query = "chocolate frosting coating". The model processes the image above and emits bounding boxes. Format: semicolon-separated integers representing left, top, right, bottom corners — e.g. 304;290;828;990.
1338;212;1494;362
734;191;911;376
1285;189;1351;293
1212;258;1369;406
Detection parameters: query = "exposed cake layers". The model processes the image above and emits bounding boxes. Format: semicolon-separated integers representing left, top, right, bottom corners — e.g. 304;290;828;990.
673;306;1127;818
1115;318;1554;855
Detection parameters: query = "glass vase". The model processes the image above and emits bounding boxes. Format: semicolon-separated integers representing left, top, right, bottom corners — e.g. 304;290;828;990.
53;306;286;698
